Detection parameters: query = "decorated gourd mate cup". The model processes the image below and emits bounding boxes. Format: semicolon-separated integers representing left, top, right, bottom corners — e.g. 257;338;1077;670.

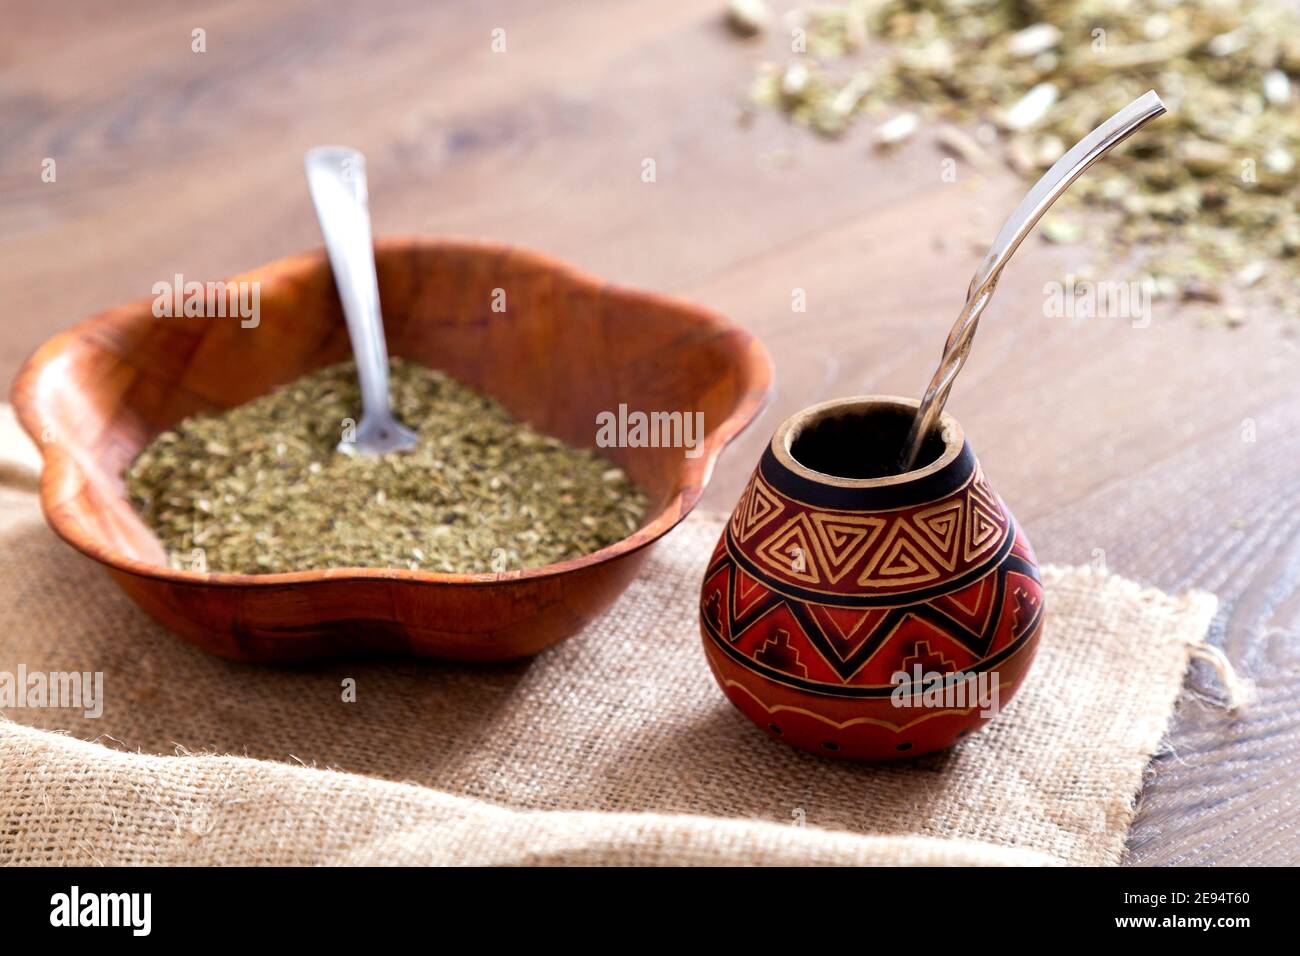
699;396;1044;760
698;93;1171;759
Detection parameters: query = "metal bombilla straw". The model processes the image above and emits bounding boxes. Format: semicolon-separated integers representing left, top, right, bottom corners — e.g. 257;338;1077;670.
898;90;1168;472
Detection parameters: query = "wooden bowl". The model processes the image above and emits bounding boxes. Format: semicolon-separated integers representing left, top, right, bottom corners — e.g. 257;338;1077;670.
11;237;771;662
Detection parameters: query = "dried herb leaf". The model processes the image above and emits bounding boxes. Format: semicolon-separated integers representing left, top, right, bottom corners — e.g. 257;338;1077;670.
739;0;1300;323
125;359;648;575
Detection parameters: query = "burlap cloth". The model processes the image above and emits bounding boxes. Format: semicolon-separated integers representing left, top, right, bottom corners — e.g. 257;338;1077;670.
0;406;1218;866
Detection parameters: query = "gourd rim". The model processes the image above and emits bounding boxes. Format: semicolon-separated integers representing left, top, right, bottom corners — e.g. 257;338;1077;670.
771;395;964;490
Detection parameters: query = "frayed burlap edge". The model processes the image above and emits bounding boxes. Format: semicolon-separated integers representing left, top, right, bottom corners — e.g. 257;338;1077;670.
0;720;1056;866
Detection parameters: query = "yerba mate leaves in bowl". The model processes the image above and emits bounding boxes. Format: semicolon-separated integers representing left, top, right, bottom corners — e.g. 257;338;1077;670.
740;0;1300;324
125;359;648;575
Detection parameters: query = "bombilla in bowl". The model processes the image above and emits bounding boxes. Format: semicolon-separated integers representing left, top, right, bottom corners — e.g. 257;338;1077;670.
898;90;1167;472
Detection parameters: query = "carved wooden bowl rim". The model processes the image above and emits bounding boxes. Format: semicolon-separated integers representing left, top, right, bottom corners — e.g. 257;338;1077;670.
12;236;774;590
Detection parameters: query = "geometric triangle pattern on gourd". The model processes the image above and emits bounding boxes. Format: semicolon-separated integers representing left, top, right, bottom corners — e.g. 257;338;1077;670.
855;521;943;588
730;474;784;544
929;574;999;636
999;568;1045;654
910;499;964;572
964;474;1005;562
807;511;887;584
853;613;985;685
701;528;1043;689
752;513;826;586
731;567;776;623
789;603;902;681
724;469;1013;599
803;604;892;662
729;601;843;685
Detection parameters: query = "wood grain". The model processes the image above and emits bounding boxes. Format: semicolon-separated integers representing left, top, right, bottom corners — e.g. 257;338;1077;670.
1;0;1296;862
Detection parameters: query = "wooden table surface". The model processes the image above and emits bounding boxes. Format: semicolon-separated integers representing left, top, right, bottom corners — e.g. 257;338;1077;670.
3;0;1297;865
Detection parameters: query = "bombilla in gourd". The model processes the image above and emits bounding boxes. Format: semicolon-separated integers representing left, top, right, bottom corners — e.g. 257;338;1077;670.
898;90;1167;472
